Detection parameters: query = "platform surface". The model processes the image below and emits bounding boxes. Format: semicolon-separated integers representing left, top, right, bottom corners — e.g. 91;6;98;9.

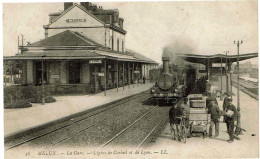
4;83;154;138
150;86;259;158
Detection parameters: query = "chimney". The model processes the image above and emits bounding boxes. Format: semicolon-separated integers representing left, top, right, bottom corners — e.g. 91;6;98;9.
162;57;170;74
80;2;90;10
64;2;73;10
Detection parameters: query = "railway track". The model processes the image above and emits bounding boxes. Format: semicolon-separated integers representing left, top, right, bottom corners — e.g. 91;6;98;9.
5;91;150;150
100;106;169;148
232;80;258;100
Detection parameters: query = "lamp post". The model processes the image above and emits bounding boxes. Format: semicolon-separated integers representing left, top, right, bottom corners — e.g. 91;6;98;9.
220;55;223;100
230;70;233;100
234;40;243;135
41;55;46;105
224;51;229;94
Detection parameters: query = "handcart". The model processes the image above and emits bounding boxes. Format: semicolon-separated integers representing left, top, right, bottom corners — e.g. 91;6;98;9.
188;94;210;138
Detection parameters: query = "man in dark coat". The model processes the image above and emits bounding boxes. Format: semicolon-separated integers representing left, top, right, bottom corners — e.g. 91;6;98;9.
208;100;221;137
181;98;190;129
222;93;230;130
206;92;218;109
169;104;183;140
223;93;229;111
224;97;238;143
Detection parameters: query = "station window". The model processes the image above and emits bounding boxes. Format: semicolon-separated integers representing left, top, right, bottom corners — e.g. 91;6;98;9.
122;40;124;52
117;38;119;51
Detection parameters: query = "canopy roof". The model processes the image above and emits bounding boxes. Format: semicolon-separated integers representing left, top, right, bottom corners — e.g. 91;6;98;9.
178;53;258;65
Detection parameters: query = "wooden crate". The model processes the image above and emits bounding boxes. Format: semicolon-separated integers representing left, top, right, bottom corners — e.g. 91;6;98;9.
190;100;206;108
188;94;203;100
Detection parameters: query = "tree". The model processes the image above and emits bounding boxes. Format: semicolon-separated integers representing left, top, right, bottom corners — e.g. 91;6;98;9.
4;60;21;84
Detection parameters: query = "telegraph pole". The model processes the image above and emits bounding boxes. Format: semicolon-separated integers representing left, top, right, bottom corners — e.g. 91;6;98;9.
41;55;46;105
220;55;223;100
224;51;229;94
234;40;243;135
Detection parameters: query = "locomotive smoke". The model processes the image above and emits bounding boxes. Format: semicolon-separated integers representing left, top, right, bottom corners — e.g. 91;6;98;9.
162;37;197;67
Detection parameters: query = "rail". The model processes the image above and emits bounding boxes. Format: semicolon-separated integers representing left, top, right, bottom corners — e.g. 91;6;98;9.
232;80;258;100
5;92;147;150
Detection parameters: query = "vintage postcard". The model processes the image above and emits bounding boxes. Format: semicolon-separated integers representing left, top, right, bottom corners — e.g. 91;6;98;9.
2;1;258;159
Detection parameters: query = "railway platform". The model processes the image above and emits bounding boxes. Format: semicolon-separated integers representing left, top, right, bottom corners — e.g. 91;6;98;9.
4;83;154;140
150;86;259;158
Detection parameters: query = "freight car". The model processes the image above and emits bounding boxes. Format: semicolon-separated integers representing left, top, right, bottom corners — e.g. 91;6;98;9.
150;57;197;105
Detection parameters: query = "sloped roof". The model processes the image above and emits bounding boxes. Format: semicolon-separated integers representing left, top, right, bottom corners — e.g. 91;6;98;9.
31;30;102;47
4;50;104;60
177;53;258;64
126;49;157;64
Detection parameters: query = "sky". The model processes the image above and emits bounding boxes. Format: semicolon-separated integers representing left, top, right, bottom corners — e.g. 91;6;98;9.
2;1;258;64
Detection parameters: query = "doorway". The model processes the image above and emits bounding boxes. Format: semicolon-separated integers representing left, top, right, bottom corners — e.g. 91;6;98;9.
68;62;81;84
35;61;47;85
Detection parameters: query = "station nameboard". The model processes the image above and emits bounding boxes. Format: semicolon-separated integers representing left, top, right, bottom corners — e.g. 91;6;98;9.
134;71;140;73
92;72;105;76
50;75;60;79
212;63;226;67
66;19;87;23
98;73;104;76
90;60;102;64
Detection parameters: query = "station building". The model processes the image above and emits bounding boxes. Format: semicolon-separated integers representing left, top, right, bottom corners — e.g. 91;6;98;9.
5;2;157;93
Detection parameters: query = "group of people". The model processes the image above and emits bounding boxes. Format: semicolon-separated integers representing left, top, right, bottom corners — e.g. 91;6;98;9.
207;92;239;143
169;92;239;143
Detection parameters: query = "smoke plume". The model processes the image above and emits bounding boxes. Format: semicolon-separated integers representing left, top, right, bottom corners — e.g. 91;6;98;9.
162;36;197;67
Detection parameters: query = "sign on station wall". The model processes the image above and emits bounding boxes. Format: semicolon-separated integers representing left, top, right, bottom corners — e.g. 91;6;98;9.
89;60;102;64
212;63;226;67
50;75;60;79
92;72;105;76
66;19;87;23
98;73;105;76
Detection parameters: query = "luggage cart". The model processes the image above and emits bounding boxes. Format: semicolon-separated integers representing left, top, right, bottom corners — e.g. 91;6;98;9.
188;94;210;138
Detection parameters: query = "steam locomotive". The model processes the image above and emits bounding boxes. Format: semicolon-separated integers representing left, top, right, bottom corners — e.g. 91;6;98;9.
150;57;197;104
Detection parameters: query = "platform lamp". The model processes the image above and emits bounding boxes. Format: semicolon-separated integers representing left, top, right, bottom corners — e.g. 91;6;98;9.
224;51;229;95
41;55;46;105
220;55;223;100
234;40;243;135
230;70;233;100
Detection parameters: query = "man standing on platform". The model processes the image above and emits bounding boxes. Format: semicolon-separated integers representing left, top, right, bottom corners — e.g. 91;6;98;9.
208;100;221;137
181;98;190;133
224;97;238;143
222;93;229;130
223;92;229;111
206;92;218;109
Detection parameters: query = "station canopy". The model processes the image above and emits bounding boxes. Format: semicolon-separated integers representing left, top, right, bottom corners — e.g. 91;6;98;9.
177;53;258;65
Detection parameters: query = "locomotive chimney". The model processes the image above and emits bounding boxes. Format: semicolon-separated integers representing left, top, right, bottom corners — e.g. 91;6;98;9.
162;57;170;74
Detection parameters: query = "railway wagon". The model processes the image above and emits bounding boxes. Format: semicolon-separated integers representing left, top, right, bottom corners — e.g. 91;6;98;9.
150;57;197;104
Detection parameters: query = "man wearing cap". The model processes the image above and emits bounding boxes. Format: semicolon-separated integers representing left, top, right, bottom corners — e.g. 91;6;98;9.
206;92;218;109
169;103;183;141
181;98;190;131
224;97;238;143
223;93;230;110
208;100;221;137
222;93;229;130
